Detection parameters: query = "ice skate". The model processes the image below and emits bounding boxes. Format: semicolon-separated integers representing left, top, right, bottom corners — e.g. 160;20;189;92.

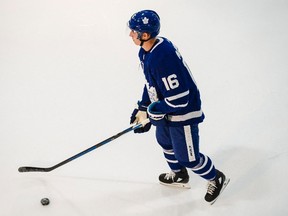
159;168;190;189
205;170;230;205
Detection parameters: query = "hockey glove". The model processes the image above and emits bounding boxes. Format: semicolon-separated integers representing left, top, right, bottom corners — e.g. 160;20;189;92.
147;101;167;126
130;108;151;133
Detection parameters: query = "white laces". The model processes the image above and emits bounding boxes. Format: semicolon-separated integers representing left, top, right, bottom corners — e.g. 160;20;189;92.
207;180;217;195
164;171;176;180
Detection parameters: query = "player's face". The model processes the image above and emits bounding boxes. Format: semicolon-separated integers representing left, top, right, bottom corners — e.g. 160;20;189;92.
129;30;141;46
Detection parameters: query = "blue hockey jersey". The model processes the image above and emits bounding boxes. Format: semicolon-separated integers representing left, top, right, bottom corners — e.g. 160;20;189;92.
138;37;205;126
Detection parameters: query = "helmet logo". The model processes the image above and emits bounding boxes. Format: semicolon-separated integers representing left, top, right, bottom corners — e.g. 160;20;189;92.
142;17;149;25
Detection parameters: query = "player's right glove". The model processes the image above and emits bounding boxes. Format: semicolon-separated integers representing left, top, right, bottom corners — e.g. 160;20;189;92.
147;101;167;126
130;103;152;133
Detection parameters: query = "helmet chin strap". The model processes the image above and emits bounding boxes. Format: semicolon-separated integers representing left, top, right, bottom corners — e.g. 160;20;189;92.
137;32;151;47
140;39;148;47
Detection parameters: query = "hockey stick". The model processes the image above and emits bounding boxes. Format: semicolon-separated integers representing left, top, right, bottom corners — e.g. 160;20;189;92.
18;119;149;173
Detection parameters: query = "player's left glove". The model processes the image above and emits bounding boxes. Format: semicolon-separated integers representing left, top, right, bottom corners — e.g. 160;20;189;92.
147;101;167;126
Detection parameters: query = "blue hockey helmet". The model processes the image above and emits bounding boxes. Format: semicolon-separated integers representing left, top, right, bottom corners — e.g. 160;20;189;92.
128;10;160;39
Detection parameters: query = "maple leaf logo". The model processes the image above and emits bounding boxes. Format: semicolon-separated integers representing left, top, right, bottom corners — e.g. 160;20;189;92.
142;17;149;25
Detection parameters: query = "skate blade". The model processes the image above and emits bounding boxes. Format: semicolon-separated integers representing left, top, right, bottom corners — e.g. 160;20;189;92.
159;181;191;189
210;178;230;205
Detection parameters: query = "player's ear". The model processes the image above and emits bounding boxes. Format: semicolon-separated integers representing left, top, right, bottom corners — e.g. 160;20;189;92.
142;32;151;40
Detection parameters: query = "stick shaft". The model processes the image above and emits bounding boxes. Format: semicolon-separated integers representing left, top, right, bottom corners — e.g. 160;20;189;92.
18;122;145;173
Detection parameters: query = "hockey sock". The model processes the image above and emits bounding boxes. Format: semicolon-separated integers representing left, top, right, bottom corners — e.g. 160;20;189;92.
190;153;216;180
162;148;184;172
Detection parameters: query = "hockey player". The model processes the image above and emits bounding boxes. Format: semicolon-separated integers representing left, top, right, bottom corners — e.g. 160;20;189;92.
128;10;229;204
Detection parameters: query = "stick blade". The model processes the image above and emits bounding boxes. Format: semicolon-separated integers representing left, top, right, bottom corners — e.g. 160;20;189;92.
18;166;51;173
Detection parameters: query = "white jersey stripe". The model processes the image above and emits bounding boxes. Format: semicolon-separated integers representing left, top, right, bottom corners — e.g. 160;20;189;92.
164;90;190;108
168;110;203;122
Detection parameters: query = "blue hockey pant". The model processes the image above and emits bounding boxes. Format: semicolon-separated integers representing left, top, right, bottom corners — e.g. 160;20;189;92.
156;124;216;180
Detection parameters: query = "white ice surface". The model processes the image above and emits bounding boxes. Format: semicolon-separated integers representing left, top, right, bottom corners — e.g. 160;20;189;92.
1;0;288;215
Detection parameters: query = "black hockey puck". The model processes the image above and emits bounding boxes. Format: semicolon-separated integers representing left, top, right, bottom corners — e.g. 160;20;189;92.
41;198;50;206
